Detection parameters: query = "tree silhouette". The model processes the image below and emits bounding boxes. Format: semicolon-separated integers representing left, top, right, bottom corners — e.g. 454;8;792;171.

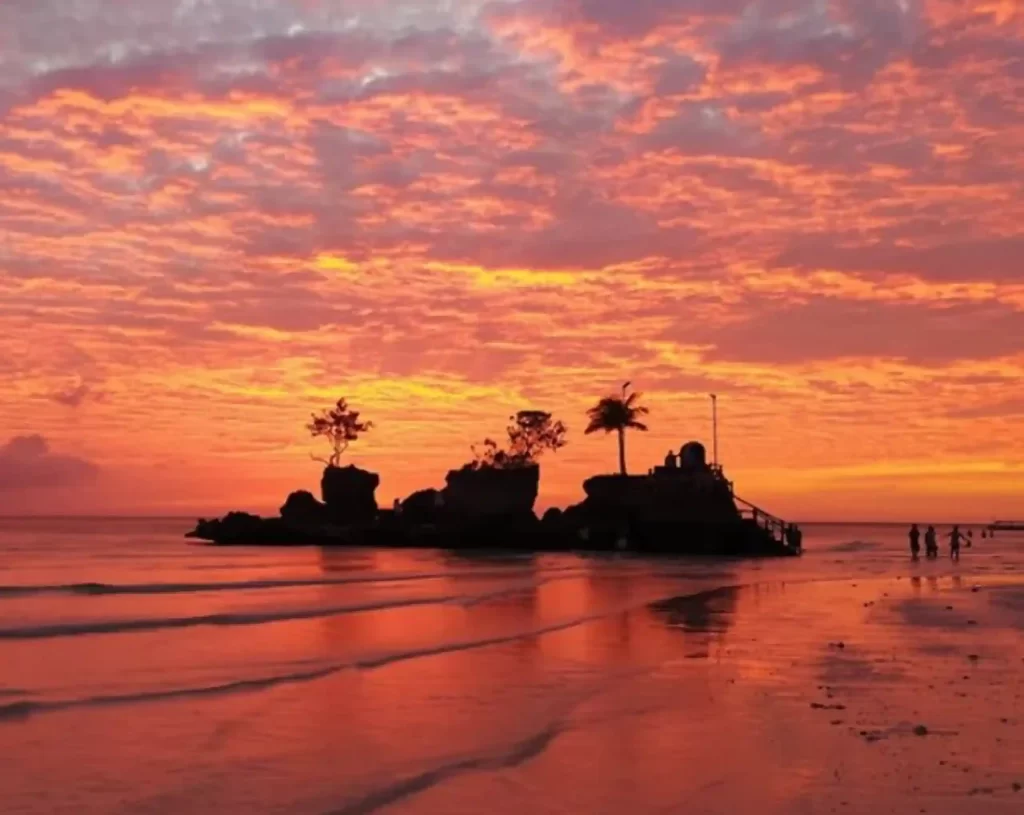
307;398;372;467
584;382;649;475
471;410;567;470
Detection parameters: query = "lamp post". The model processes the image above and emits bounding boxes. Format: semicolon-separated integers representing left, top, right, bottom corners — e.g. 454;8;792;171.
710;393;718;468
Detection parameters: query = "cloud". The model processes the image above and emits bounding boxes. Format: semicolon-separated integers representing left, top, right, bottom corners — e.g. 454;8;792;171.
653;53;709;96
641;101;768;157
720;0;925;85
50;380;94;407
0;435;100;491
498;0;751;39
697;296;1024;364
0;0;1021;518
947;397;1024;421
773;235;1024;284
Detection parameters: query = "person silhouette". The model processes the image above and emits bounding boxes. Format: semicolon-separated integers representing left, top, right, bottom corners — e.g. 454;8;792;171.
924;525;938;558
948;526;964;561
908;524;921;559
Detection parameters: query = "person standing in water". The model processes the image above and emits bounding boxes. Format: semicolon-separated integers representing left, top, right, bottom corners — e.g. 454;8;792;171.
908;524;921;559
948;525;964;561
924;525;938;558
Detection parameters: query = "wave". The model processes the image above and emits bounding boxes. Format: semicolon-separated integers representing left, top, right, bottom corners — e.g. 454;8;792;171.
0;662;344;722
828;540;884;553
0;567;584;599
353;603;644;670
0;577;568;641
0;595;458;640
322;666;669;815
0;597;658;722
325;722;564;815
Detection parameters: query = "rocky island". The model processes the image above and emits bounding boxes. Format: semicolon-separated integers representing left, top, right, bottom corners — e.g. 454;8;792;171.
188;389;801;558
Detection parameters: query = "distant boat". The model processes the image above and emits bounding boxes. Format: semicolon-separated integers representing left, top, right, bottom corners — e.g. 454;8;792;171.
987;520;1024;532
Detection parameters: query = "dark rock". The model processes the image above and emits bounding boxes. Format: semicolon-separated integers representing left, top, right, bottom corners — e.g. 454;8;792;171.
442;464;539;519
913;725;929;736
185;450;802;559
540;505;565;532
280;490;327;523
400;488;445;524
446;510;543;549
582;471;739;525
186;512;304;545
321;465;380;523
541;507;563;525
557;469;794;557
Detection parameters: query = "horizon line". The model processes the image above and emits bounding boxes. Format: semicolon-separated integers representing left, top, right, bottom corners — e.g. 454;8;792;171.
0;514;1002;527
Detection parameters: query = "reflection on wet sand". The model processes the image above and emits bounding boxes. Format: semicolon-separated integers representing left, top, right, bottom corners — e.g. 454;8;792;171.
649;585;740;634
4;527;1024;815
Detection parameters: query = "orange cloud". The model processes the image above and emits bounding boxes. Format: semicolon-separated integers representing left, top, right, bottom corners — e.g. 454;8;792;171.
0;0;1021;520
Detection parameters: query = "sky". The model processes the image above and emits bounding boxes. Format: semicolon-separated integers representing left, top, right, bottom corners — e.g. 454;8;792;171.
0;0;1022;521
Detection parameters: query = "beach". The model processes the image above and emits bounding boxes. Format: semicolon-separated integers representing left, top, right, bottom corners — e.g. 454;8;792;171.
1;519;1022;814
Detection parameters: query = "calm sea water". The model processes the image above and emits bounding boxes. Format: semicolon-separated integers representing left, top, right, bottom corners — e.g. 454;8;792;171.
1;519;1022;815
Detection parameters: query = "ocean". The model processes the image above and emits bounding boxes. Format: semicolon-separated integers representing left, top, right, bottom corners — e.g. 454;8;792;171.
1;518;1022;814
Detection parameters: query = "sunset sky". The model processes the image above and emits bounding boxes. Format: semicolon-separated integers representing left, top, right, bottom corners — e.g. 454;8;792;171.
1;0;1021;521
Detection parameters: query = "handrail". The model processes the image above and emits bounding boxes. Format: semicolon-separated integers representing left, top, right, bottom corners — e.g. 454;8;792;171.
734;494;785;526
733;493;799;549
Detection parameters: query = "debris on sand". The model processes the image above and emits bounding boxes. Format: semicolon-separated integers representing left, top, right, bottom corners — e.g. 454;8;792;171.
913;725;929;736
811;702;847;710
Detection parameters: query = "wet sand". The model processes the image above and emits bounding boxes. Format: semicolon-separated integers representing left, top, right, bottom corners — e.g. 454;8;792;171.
319;574;1024;815
0;520;1022;814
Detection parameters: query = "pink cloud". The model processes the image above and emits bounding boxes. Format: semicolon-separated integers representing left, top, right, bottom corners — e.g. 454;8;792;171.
0;0;1021;517
0;436;99;491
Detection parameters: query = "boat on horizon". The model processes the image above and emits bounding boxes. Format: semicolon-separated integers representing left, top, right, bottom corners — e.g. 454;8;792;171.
987;520;1024;532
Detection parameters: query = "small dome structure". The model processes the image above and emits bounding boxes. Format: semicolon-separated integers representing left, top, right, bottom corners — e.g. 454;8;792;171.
679;441;707;470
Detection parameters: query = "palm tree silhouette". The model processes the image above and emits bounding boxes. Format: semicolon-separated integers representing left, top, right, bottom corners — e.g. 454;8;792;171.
585;382;650;475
